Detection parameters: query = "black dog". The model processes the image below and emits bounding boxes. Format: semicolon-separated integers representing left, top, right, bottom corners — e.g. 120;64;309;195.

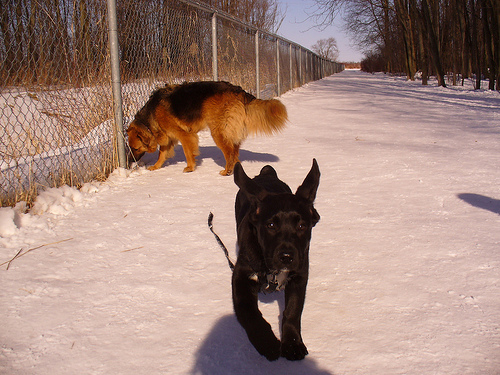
232;159;320;361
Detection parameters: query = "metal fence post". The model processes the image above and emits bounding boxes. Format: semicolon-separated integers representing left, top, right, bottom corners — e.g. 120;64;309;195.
106;0;126;169
305;51;311;82
212;12;218;81
276;38;280;96
255;30;260;99
289;43;293;90
299;47;302;86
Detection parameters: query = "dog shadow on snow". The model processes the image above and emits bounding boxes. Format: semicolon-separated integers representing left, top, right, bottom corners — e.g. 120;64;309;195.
138;145;279;170
191;293;334;375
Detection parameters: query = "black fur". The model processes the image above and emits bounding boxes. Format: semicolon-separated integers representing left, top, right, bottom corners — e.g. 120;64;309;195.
232;160;320;361
169;81;255;123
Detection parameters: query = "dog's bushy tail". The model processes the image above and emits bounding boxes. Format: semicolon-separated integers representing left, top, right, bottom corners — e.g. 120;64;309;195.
245;99;288;136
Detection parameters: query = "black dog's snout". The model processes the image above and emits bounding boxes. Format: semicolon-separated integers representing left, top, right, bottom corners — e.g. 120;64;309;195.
276;243;297;267
279;252;294;265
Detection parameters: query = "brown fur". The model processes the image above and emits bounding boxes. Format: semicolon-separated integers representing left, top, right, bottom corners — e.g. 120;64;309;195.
127;81;287;175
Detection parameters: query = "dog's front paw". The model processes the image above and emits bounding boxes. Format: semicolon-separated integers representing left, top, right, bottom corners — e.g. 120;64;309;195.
247;327;281;361
258;336;281;361
183;166;195;173
147;165;160;171
281;339;308;361
219;168;232;176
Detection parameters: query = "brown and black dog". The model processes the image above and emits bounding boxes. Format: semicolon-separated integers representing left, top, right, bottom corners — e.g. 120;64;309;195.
127;81;287;175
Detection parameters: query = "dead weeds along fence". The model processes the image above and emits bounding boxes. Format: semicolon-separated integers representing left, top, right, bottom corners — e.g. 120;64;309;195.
0;0;344;208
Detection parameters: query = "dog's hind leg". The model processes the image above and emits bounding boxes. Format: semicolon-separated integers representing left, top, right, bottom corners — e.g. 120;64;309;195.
220;142;240;176
178;133;200;173
211;132;240;176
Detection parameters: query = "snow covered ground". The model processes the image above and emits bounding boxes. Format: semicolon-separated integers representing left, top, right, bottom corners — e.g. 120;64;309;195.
1;70;499;374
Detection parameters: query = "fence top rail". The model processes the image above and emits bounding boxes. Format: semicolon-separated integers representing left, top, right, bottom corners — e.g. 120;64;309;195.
177;0;339;65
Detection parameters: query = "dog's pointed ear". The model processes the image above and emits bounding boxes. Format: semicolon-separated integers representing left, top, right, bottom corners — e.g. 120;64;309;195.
234;162;267;201
296;159;320;203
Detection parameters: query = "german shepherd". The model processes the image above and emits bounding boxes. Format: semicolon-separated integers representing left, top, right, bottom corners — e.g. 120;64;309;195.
232;160;320;360
127;81;287;175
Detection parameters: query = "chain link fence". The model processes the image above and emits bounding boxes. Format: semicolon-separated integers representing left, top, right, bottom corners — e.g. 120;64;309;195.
1;0;344;208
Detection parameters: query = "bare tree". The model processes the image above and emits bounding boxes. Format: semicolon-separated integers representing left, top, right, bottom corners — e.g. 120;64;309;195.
419;0;446;86
307;0;350;29
312;0;499;89
200;0;285;32
312;37;340;60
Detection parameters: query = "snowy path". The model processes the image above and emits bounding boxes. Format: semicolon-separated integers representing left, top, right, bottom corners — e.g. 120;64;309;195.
1;70;499;374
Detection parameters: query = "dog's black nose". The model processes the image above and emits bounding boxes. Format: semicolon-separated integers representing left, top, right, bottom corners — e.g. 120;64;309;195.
279;253;294;265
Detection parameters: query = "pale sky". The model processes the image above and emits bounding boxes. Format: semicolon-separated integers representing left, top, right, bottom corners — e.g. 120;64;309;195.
276;0;364;62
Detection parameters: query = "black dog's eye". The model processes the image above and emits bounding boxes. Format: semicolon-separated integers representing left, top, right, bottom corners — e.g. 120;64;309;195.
297;222;307;231
267;222;276;230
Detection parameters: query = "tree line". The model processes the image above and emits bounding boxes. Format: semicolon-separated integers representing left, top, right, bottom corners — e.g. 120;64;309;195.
0;0;109;87
313;0;499;89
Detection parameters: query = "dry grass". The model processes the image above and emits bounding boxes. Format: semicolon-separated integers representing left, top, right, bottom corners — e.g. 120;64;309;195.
1;85;117;208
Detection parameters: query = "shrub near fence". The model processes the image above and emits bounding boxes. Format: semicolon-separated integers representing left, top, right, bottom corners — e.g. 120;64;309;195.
0;0;344;208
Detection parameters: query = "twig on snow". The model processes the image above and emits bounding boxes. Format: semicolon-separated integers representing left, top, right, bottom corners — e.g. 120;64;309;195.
121;246;144;253
1;238;73;270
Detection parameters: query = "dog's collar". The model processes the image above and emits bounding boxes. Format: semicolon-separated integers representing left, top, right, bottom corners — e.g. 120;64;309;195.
249;269;290;293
